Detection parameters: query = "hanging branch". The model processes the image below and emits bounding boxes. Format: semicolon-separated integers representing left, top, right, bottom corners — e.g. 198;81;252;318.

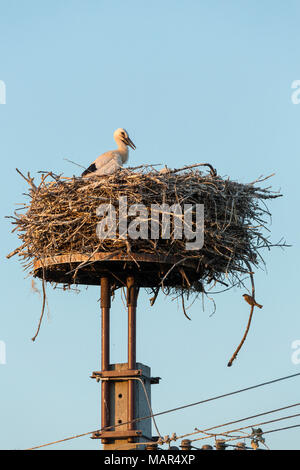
31;271;47;342
227;260;256;367
181;292;192;321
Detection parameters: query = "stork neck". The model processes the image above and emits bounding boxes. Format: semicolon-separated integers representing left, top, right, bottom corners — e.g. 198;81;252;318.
117;142;129;163
117;140;128;151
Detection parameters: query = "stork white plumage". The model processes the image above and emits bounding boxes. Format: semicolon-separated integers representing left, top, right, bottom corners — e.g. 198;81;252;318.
81;128;136;177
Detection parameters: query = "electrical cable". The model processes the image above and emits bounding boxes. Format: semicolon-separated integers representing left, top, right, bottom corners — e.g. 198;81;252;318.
110;371;300;433
191;412;300;443
25;371;300;450
262;423;300;436
177;401;300;441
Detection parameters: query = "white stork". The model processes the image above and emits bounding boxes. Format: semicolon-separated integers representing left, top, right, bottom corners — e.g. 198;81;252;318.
82;128;135;177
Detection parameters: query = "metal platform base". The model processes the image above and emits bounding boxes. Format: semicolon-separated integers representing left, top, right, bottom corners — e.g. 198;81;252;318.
33;252;201;288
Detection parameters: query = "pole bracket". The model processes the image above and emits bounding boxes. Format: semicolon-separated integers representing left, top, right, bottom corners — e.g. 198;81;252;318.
91;369;161;384
91;430;143;440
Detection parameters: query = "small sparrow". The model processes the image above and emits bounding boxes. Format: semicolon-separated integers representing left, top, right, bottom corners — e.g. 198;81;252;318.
243;294;263;309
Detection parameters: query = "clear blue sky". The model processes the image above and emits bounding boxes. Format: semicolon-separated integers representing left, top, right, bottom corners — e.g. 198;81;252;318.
1;0;300;450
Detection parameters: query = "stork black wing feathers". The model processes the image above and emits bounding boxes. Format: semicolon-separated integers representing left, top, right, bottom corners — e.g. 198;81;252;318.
81;163;96;177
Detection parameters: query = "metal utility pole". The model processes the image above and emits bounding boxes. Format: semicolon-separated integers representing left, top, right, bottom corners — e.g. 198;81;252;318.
100;276;110;443
91;274;160;449
127;275;137;441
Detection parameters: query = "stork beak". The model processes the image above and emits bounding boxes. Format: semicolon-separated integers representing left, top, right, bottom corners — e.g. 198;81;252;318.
125;136;136;150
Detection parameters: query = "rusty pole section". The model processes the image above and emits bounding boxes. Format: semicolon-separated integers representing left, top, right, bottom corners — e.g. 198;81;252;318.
127;276;138;441
101;276;111;442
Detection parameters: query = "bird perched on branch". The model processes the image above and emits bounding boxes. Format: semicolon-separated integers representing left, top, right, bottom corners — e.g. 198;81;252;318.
82;128;135;177
242;294;263;309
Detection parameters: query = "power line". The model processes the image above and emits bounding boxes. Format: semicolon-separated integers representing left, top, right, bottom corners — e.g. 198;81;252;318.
221;412;300;439
262;424;300;436
117;371;300;432
26;430;100;450
192;412;300;443
25;371;300;450
177;401;300;441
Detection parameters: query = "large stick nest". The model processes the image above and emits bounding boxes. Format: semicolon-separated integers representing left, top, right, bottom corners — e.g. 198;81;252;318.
8;164;283;299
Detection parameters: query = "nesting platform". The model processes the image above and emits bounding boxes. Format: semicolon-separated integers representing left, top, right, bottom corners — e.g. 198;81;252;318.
33;252;201;288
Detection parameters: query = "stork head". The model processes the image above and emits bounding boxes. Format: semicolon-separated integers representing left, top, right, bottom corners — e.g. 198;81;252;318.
114;128;136;150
